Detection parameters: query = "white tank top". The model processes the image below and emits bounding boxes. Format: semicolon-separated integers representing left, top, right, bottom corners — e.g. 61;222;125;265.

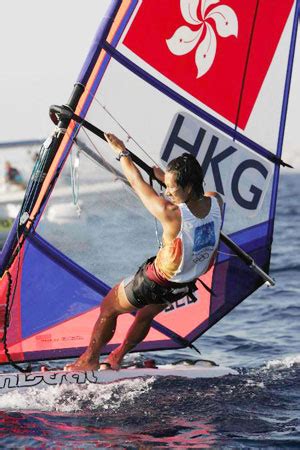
171;196;222;283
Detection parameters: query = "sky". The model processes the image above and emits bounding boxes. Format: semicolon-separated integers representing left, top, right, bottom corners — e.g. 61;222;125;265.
0;0;299;168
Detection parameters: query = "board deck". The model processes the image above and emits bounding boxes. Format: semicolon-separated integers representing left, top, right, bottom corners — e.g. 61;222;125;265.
0;363;237;393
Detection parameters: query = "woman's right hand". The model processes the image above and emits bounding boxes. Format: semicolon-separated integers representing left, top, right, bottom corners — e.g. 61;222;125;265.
152;166;165;183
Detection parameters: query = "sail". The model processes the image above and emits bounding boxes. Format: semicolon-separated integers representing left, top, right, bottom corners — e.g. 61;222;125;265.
0;0;298;365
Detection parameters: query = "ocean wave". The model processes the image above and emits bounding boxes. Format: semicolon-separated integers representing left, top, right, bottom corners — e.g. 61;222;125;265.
263;354;300;371
271;263;300;274
0;377;154;413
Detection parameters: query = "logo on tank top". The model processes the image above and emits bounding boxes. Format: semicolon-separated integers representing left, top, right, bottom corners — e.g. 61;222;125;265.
193;222;215;262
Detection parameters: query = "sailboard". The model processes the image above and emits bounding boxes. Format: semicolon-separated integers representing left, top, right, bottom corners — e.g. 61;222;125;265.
0;0;298;384
0;361;238;393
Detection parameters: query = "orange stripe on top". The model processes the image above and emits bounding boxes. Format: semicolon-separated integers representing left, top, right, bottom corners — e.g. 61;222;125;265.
27;1;134;231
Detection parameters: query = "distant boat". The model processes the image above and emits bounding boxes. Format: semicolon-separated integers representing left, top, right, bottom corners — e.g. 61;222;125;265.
0;139;44;149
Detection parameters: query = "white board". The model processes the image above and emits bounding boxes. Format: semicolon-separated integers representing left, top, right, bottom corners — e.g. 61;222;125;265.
0;363;238;393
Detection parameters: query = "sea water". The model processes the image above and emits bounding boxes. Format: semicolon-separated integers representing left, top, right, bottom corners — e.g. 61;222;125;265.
0;171;299;448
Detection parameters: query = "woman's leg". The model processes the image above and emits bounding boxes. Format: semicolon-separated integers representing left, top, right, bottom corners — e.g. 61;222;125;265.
64;282;136;371
104;303;165;369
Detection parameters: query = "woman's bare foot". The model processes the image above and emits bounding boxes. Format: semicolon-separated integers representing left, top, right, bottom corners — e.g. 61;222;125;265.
64;355;99;372
103;347;125;370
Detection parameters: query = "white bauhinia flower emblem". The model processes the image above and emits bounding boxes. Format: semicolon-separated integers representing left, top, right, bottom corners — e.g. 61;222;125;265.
166;0;238;78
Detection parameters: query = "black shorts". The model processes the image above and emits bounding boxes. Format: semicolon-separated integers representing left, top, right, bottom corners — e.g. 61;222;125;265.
124;258;197;309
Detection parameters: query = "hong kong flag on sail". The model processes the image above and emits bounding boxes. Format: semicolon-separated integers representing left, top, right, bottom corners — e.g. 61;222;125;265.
123;0;294;129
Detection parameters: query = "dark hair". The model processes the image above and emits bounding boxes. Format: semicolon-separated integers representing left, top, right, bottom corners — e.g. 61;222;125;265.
166;153;204;197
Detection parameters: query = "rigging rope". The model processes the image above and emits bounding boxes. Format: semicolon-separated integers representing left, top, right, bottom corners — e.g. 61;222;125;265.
94;97;166;248
94;97;161;169
69;97;165;247
69;147;82;216
1;231;31;373
21;137;53;216
1;137;57;373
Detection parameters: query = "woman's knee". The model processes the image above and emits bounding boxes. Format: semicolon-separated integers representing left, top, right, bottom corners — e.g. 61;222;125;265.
101;283;135;315
136;304;165;321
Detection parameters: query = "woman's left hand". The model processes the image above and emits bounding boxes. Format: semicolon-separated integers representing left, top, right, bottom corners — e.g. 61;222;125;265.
104;133;126;155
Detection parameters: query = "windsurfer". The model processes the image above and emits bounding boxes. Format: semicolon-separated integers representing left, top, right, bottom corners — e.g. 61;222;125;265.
65;133;223;372
4;161;26;190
